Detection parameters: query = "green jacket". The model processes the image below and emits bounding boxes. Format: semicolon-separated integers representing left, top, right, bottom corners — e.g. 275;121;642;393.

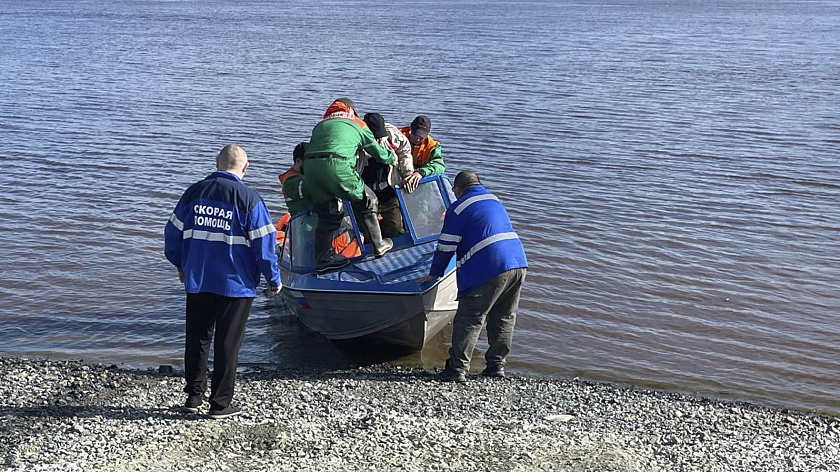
398;126;445;177
278;168;308;214
416;143;444;177
303;118;395;204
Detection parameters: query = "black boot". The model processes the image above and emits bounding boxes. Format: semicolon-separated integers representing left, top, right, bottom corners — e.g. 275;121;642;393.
361;213;393;258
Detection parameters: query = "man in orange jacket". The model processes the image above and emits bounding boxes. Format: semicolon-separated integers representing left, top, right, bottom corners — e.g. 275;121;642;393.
400;115;445;193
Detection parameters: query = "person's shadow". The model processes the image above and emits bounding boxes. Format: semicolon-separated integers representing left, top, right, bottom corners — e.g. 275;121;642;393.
6;403;195;421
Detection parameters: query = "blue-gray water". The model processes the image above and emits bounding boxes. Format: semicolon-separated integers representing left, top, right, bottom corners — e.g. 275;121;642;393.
1;0;839;414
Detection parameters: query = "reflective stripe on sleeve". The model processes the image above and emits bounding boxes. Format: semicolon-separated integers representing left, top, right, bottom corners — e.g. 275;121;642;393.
183;229;250;246
248;223;275;240
436;242;457;253
453;194;499;215
438;233;461;243
169;213;185;231
457;232;519;267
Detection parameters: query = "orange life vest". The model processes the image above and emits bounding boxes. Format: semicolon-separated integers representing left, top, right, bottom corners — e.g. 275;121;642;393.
331;232;361;258
275;212;292;243
400;126;439;167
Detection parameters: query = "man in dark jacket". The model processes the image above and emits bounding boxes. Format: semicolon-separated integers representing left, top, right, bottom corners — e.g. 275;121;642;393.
361;112;414;238
418;171;527;382
164;144;281;418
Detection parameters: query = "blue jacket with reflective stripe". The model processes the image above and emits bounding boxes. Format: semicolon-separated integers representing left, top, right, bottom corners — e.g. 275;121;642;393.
164;171;281;297
429;185;527;298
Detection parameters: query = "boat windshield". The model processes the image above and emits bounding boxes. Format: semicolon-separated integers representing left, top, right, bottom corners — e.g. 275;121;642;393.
399;176;453;242
282;211;360;272
282;212;316;271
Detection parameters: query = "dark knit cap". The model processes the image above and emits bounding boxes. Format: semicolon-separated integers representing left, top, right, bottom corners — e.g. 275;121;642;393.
363;113;389;140
293;142;307;161
335;97;355;111
410;115;431;139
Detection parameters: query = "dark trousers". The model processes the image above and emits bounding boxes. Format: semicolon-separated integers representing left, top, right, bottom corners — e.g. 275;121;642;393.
312;185;378;262
184;292;253;410
376;187;404;238
447;268;526;373
351;184;379;241
312;201;344;263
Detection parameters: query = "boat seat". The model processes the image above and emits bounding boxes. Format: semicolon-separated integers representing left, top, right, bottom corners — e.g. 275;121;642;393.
318;241;437;284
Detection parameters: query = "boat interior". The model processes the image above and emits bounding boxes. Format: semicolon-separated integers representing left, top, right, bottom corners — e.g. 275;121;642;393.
279;175;455;285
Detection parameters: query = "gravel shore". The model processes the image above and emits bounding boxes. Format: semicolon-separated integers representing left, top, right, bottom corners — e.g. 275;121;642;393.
1;356;838;472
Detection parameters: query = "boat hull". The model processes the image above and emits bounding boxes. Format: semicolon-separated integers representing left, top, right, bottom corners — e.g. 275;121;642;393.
281;270;458;349
274;174;460;350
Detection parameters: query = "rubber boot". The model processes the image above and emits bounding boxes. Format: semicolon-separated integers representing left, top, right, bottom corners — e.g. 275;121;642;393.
362;213;393;257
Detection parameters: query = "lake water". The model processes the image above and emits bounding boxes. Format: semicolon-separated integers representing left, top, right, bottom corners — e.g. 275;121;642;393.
2;0;839;415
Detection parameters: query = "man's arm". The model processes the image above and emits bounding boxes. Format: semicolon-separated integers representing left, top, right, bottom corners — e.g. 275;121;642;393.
429;233;457;277
360;124;396;166
282;174;305;202
404;144;444;192
415;144;444;177
387;124;414;178
421;210;460;282
164;207;185;274
248;199;282;293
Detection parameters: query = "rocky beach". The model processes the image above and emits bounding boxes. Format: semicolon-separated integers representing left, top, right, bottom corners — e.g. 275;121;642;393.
1;356;838;471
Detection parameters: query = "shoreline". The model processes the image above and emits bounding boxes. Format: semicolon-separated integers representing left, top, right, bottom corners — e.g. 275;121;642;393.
2;356;838;471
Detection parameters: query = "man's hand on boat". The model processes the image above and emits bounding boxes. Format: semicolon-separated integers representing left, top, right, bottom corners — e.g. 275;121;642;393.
417;275;438;284
263;285;281;297
178;271;185;283
402;172;422;193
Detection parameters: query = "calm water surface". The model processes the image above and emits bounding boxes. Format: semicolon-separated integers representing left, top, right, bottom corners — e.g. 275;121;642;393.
2;0;839;414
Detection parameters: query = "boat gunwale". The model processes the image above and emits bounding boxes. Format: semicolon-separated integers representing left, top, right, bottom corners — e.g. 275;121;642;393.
281;269;456;296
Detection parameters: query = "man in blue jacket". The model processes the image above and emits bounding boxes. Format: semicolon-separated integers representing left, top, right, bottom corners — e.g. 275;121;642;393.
418;171;527;382
164;144;281;418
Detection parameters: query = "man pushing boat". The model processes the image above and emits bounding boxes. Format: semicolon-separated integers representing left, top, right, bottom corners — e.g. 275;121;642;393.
418;171;528;382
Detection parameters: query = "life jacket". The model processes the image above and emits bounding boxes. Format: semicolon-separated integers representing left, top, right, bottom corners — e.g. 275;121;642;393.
323;100;367;129
275;212;292;243
400;126;439;167
331;232;361;258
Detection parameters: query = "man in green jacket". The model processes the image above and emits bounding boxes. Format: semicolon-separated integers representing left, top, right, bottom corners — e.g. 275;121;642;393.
400;115;445;193
278;141;308;215
303;98;397;272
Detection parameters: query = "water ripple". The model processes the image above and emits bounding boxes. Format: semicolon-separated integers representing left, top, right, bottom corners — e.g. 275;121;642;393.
2;0;840;414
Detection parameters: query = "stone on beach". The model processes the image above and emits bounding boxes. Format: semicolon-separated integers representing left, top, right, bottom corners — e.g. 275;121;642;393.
544;413;575;423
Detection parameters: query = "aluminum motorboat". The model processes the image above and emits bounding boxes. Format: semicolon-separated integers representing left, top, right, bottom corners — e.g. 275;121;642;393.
275;174;458;349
